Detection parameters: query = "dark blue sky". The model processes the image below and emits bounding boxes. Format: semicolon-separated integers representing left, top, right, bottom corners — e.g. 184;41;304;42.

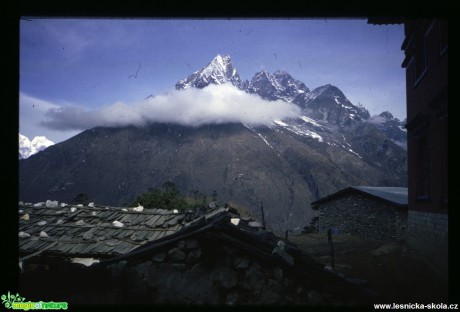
20;18;406;143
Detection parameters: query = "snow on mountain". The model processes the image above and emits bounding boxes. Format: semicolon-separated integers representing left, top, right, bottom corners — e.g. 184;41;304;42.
19;134;32;159
19;133;54;159
175;54;244;90
295;84;370;126
174;54;406;156
248;70;309;102
367;111;407;150
19;54;408;233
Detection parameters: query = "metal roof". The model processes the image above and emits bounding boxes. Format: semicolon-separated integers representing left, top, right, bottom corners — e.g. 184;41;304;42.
311;186;408;208
351;186;408;206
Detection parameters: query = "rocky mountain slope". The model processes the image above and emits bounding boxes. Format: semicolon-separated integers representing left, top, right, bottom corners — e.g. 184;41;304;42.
19;54;407;233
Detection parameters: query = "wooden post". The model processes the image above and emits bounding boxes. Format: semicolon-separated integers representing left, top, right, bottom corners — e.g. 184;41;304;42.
327;228;335;270
285;230;289;241
260;204;265;229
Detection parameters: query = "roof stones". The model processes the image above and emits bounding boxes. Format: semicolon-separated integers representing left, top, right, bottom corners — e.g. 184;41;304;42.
45;200;59;208
39;231;49;238
19;200;199;259
19;231;30;238
112;221;124;228
272;240;295;266
132;204;144;212
18;199;371;305
20;214;29;221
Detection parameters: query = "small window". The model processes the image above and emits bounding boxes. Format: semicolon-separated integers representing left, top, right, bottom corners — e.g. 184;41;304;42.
441;120;448;203
413;26;427;86
415;132;430;201
439;20;448;56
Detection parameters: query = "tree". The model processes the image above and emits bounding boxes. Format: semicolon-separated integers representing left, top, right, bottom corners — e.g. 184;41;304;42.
132;182;187;210
71;193;90;205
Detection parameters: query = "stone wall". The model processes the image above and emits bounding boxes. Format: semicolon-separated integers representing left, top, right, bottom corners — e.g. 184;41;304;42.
99;238;341;305
20;236;366;305
317;193;407;240
406;210;448;278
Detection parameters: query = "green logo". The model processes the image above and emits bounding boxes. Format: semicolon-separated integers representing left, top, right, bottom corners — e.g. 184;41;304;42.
1;292;26;309
1;292;68;310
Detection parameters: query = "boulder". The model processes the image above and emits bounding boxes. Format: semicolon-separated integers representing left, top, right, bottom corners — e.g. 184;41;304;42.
184;239;200;250
152;252;166;263
272;245;294;266
186;248;202;264
233;256;250;269
167;248;186;262
176;240;186;249
273;267;284;282
225;291;239;305
240;263;264;290
45;200;59;208
213;268;238;289
257;279;282;304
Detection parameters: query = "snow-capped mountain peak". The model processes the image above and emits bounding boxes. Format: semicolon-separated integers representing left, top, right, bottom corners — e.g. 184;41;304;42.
19;133;54;159
297;84;371;125
248;69;309;102
175;54;243;90
31;136;54;149
378;111;396;120
175;54;404;131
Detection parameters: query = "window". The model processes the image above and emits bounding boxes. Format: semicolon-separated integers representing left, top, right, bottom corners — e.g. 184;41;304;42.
439;20;448;56
413;25;427;86
429;86;448;206
415;132;430;201
441;120;448;204
407;113;431;202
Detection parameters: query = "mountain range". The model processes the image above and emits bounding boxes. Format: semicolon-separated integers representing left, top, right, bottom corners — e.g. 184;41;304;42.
19;54;407;233
19;133;54;159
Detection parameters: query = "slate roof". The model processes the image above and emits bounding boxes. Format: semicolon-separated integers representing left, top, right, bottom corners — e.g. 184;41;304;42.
18;201;371;301
18;201;270;261
18;202;199;260
311;186;408;208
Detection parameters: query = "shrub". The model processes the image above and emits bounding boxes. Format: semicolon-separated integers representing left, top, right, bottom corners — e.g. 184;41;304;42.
132;182;187;211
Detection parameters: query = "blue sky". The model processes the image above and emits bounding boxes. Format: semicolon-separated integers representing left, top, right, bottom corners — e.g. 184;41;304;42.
20;18;406;143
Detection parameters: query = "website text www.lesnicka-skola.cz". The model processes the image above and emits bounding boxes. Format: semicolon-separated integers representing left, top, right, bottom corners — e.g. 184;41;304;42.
374;303;458;310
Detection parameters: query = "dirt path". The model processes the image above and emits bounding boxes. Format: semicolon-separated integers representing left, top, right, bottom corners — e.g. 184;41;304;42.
289;233;448;303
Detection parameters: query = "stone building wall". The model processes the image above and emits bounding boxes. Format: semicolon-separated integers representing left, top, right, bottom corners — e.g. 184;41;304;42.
406;210;448;278
20;236;367;305
317;193;407;240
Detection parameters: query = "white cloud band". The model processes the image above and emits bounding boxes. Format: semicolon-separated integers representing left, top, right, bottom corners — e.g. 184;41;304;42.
41;83;301;130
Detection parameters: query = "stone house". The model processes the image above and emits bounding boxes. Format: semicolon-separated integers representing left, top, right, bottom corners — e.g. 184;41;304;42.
311;186;408;240
18;200;372;305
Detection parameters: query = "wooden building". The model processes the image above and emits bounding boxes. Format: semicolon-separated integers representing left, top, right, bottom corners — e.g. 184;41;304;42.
369;18;448;278
401;19;448;278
